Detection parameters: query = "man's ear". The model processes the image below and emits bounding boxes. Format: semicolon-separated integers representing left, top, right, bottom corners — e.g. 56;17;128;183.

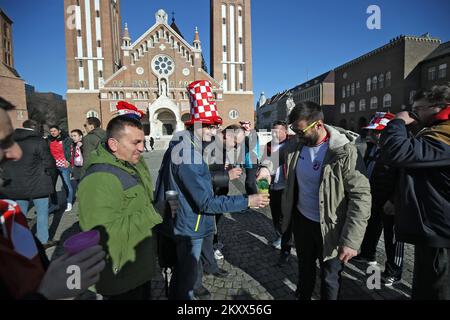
107;138;119;152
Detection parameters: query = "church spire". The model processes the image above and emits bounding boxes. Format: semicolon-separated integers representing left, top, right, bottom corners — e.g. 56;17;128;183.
122;23;131;47
193;27;201;51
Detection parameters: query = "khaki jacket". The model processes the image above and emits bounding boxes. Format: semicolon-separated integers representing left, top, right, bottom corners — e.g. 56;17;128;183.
272;125;371;261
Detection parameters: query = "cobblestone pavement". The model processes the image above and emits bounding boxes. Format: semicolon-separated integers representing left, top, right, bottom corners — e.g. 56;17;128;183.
30;150;413;300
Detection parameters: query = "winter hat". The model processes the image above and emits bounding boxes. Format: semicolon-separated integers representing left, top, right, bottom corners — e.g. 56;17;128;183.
363;112;395;131
115;101;145;120
184;80;223;126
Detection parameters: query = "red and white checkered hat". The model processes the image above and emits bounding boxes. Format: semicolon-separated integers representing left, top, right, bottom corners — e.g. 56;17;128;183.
363;112;395;131
185;80;223;126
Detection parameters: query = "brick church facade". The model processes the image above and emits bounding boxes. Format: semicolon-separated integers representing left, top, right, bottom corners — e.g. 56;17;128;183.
64;0;254;138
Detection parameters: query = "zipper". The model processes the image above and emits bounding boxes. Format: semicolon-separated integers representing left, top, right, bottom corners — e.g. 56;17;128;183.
195;214;202;232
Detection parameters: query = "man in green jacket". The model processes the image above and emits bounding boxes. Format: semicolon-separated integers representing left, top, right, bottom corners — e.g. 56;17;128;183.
263;101;371;300
81;117;106;177
77;113;162;300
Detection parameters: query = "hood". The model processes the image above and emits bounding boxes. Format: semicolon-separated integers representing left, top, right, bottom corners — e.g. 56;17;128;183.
89;127;107;141
419;119;450;146
13;128;41;142
324;124;359;150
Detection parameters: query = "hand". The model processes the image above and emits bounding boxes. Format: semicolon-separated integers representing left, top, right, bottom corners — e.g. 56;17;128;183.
395;111;416;125
64;161;70;168
256;167;271;185
338;246;357;263
37;245;105;300
167;199;179;219
228;168;243;180
248;193;270;209
383;200;395;216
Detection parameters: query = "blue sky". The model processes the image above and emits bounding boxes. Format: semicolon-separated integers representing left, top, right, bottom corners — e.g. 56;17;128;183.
0;0;449;106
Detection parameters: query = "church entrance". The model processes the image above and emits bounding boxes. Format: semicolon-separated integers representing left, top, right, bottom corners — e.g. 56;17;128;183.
154;108;177;137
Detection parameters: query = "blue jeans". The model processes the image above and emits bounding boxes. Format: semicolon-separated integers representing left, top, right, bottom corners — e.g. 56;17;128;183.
169;237;204;300
16;198;49;244
58;167;74;205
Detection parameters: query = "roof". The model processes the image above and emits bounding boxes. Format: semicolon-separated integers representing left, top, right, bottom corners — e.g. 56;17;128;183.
0;9;13;24
335;34;441;71
264;70;334;105
170;19;184;39
421;41;450;63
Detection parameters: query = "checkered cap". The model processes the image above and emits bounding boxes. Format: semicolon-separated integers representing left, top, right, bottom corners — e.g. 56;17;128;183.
185;80;222;126
363;112;395;131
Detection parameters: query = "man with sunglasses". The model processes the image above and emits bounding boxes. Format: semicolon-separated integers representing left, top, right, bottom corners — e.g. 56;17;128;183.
274;101;371;300
154;81;270;300
379;84;450;299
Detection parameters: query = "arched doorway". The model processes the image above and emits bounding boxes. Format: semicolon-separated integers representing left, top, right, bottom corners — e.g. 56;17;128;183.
154;108;177;137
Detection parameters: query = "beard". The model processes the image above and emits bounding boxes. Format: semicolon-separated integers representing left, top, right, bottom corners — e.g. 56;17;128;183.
298;131;320;147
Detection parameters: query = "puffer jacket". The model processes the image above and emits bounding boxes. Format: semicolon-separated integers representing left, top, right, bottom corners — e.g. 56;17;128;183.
0;129;56;199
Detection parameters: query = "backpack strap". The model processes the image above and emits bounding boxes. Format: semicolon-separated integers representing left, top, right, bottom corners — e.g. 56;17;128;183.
82;164;139;191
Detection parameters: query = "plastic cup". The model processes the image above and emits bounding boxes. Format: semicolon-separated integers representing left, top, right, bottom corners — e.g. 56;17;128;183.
63;230;100;255
257;178;270;194
165;190;179;201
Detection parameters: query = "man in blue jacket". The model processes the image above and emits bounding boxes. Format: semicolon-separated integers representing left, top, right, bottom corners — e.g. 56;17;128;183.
380;83;450;299
155;80;270;300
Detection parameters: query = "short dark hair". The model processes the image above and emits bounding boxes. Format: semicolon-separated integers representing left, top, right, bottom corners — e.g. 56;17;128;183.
23;119;38;130
0;97;15;110
223;124;244;137
272;120;287;129
86;117;101;128
288;101;324;124
49;125;60;131
413;83;450;106
71;129;83;137
107;115;143;140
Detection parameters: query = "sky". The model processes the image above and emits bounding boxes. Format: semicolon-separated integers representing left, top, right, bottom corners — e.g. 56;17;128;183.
0;0;449;107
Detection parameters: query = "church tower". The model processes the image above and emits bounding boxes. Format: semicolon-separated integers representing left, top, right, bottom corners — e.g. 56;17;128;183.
210;0;254;124
64;0;122;129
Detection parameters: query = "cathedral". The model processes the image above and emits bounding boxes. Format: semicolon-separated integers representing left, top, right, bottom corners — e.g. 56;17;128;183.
64;0;254;140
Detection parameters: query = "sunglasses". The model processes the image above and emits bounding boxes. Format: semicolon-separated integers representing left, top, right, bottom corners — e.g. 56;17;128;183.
290;120;319;135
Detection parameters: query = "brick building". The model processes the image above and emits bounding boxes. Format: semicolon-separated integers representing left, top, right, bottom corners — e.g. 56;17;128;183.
332;34;441;132
418;41;449;90
0;9;28;128
256;71;334;130
64;0;255;141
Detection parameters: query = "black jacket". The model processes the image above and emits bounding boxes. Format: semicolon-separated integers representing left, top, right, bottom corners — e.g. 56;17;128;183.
0;129;56;200
380;118;450;247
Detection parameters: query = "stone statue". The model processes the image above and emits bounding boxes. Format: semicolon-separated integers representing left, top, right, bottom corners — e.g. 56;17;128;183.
159;78;168;97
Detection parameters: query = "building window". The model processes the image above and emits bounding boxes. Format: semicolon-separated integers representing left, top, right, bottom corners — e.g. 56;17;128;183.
77;29;82;37
409;90;417;104
97;40;101;47
229;109;239;120
372;76;378;90
367;78;371;92
17;110;24;120
223;45;227;53
119;92;124;99
383;94;392;109
342;86;346;98
359;99;366;111
439;64;447;79
356;81;360;94
80;80;84;88
370;96;378;109
351;83;355;96
239;37;243;44
238;10;242;17
224;73;227;80
349;101;355;112
379;74;384;89
386;72;391;87
239;65;243;71
79;60;83;67
87;110;99;118
99;70;103;78
132;92;138;99
428;67;436;81
340;103;346;114
346;85;350;97
222;18;226;24
96;10;100;18
240;83;243;90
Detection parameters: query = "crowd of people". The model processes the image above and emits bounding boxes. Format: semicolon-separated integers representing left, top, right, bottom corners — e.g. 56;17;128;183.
0;80;449;300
